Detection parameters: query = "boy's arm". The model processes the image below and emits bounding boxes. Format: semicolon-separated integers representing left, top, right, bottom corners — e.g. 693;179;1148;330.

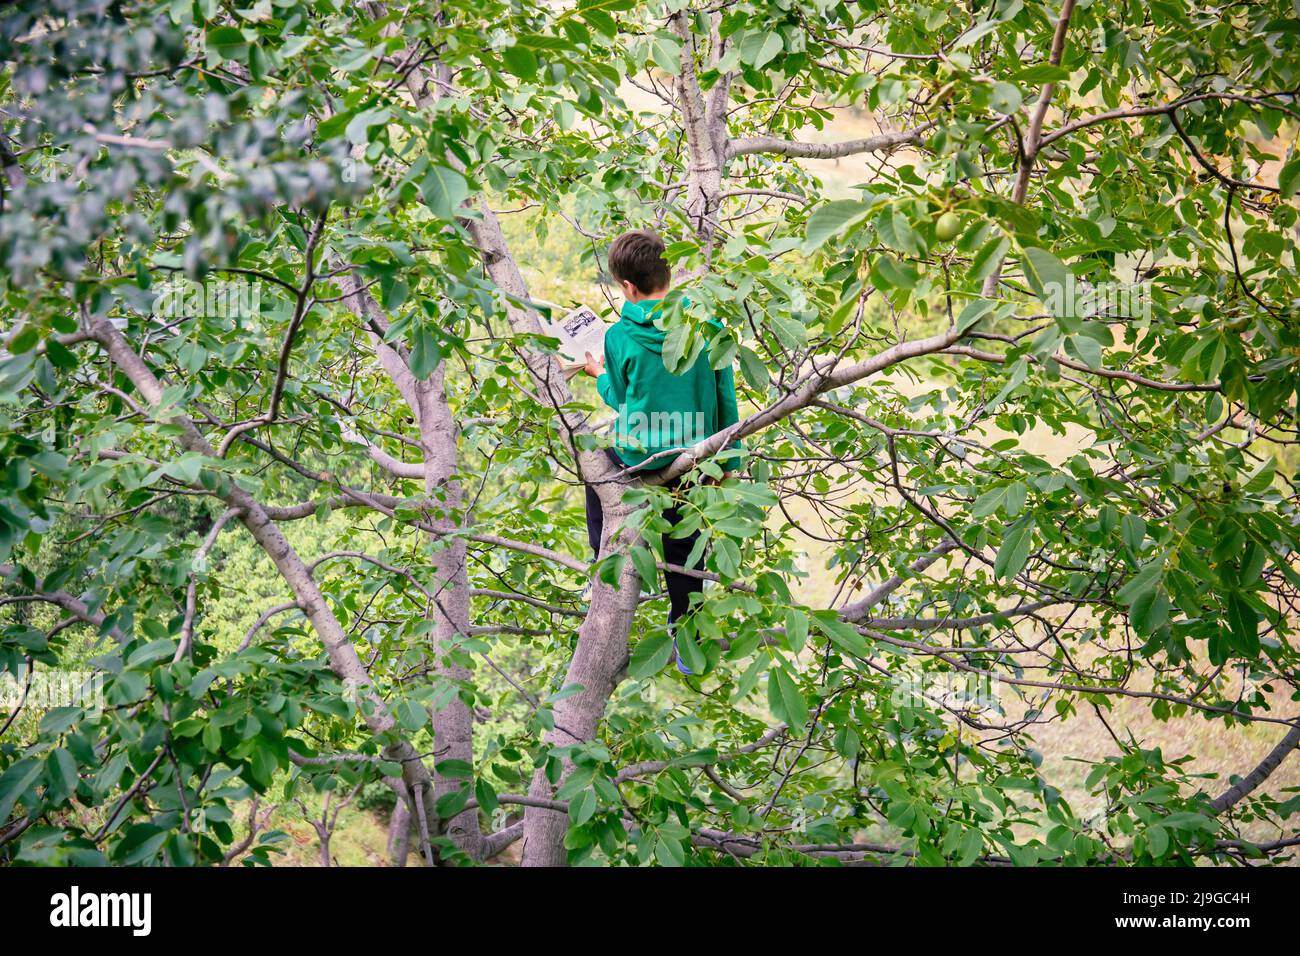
595;329;624;411
715;362;743;474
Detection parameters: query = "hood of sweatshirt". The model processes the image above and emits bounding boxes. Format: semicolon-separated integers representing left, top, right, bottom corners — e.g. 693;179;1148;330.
618;298;671;354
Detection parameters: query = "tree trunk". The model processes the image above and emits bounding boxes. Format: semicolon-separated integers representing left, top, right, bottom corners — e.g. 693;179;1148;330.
414;366;485;861
519;526;643;866
388;799;411;867
672;11;727;245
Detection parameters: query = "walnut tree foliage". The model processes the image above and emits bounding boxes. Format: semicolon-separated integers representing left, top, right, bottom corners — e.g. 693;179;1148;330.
1;0;1300;866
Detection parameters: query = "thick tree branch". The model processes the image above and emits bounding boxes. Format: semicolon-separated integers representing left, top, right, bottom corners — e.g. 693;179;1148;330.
340;424;426;479
726;122;935;161
838;539;959;621
1210;722;1300;814
654;323;970;483
0;563;125;642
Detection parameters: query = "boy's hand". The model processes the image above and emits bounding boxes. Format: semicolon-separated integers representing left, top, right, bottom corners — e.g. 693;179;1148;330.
582;352;604;378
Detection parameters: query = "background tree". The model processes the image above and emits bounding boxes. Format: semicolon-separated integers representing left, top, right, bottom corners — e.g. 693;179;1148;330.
2;0;1299;866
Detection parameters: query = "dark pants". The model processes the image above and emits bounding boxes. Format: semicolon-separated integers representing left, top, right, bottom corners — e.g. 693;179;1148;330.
585;451;704;625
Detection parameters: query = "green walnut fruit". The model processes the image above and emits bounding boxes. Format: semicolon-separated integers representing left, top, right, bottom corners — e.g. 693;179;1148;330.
935;211;962;241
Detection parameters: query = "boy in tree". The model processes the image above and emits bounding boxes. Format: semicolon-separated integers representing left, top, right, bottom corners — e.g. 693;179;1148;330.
581;228;743;673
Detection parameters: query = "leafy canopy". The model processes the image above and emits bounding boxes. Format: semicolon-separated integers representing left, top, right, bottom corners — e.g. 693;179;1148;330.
1;0;1299;866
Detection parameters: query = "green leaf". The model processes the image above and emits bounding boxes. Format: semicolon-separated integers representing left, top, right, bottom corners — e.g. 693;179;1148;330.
956;297;996;333
1117;559;1165;606
971;236;1010;282
1130;586;1169;636
676;629;707;674
951;19;1001;49
994;518;1034;581
629;632;674;679
334;46;374;73
1242;456;1275;494
784;607;809;654
803;200;872;251
630;545;659;590
1225;592;1259;656
345;108;391;146
1021;247;1068;302
988;81;1022;115
654;833;686;866
871;254;917;290
1120;514;1146;552
501;45;539;79
436;759;473;779
580;7;618;37
434;786;471;819
394;699;427;732
649;33;682;74
118;823;168;865
1012;64;1071;84
568;787;597;825
881;207;923;256
1280;157;1300;199
958;828;984;865
738;346;770;391
813;612;868;656
597;552;626;588
316;109;356;142
1147;824;1169;858
420;165;471;219
661;322;692;374
164;454;204;485
0;758;43;822
475;778;499;817
128;639;176;668
1068;333;1102;369
767;665;808;731
971;486;1006;518
409;324;441;379
740;31;783;70
44;748;78;804
755;33;783;69
206;26;248;63
712;536;741;579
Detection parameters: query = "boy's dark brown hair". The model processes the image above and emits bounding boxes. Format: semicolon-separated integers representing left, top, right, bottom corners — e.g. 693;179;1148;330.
608;229;671;295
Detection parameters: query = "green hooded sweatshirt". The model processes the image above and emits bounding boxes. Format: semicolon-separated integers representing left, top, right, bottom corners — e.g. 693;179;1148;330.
596;297;743;471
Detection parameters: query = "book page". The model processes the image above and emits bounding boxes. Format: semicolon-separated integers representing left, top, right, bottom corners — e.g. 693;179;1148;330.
546;306;607;368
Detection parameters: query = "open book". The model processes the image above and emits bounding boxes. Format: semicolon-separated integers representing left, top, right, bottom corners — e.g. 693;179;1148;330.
543;305;608;379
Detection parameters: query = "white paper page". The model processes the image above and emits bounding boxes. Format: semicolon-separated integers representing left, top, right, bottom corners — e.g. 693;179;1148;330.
547;306;607;366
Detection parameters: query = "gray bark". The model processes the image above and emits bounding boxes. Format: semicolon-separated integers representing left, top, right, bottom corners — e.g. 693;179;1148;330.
726;126;932;161
518;519;644;866
414;363;485;860
671;12;724;244
388;799;411;866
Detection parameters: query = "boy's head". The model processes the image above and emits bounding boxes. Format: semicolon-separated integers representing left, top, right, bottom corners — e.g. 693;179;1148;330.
608;229;670;301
